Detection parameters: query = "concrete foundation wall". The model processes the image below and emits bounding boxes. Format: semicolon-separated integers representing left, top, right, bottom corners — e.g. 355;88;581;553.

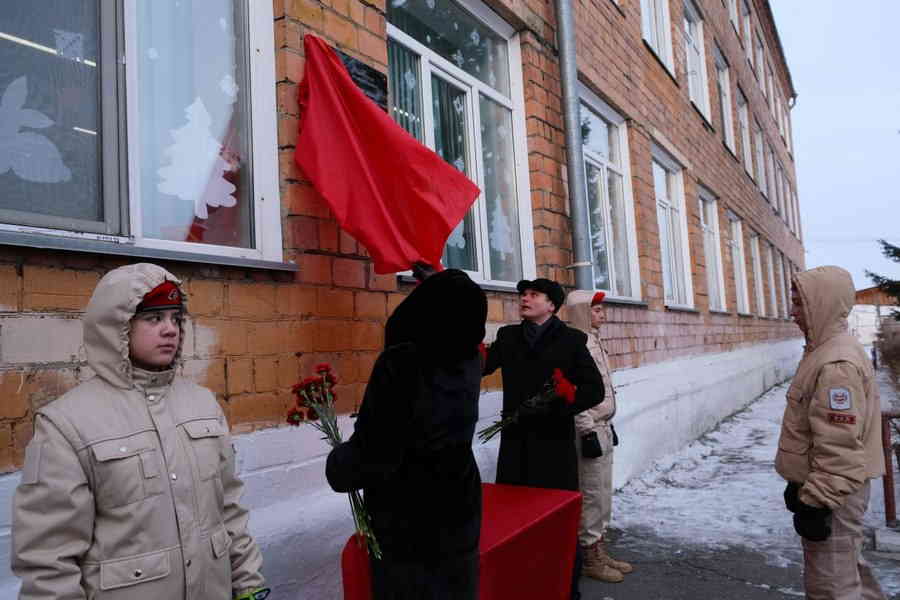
0;339;802;597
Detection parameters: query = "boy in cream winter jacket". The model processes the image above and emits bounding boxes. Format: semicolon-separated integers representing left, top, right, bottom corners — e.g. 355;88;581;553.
12;263;269;600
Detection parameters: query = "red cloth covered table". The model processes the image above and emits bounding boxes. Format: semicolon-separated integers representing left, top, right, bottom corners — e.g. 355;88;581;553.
341;483;581;600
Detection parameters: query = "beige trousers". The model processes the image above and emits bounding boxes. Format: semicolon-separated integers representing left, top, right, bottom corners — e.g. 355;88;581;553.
576;421;614;547
801;481;886;600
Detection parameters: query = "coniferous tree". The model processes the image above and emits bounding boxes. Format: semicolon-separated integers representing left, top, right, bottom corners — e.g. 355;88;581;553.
866;239;900;320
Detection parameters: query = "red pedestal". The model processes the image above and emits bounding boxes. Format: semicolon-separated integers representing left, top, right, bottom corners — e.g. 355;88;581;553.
341;483;581;600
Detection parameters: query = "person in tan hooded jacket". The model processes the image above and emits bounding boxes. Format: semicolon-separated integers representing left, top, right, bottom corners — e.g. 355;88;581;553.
12;263;268;600
566;290;633;584
775;265;886;600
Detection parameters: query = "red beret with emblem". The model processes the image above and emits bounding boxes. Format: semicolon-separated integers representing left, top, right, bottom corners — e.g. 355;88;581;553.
136;281;182;312
591;291;606;306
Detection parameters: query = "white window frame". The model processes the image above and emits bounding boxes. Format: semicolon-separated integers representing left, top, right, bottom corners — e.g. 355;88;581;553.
579;84;642;301
766;142;776;203
754;119;766;193
793;190;801;239
776;249;788;318
755;35;765;83
750;232;765;316
699;188;726;312
642;0;675;73
714;47;735;152
0;0;284;264
766;241;778;318
766;63;776;114
683;0;710;119
652;145;693;308
726;211;749;314
737;88;752;175
386;0;536;286
741;0;753;63
727;0;739;32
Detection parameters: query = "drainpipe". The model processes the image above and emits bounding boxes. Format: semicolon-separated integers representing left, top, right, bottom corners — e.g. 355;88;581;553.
553;0;592;291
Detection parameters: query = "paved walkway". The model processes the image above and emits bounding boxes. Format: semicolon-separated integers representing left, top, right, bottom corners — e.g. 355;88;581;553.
581;374;900;599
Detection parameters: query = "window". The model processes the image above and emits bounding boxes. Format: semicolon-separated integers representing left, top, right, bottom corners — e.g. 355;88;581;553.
726;212;749;314
766;142;776;202
579;88;640;299
652;146;692;307
755;35;765;82
387;0;534;284
641;0;674;71
754;120;766;193
683;1;710;118
737;89;752;174
776;249;788;318
741;0;753;62
699;190;725;312
793;190;801;238
785;107;794;153
714;48;735;152
750;232;765;316
767;64;776;113
0;1;282;262
727;0;739;31
766;242;778;318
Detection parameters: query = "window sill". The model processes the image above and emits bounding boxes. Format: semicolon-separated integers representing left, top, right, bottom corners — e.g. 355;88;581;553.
723;141;740;163
737;312;756;318
603;296;649;308
642;39;678;86
0;230;298;272
608;0;626;17
665;304;699;314
709;309;732;316
399;274;520;294
691;101;714;132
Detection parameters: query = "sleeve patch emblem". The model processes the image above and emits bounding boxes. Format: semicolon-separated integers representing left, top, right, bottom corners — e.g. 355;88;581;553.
828;387;852;411
827;412;856;425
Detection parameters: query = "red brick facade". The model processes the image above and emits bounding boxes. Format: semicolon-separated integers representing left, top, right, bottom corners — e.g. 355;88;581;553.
0;0;803;471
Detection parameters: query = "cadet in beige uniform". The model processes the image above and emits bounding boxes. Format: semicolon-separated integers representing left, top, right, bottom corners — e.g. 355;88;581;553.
566;290;633;583
775;265;886;600
12;263;269;600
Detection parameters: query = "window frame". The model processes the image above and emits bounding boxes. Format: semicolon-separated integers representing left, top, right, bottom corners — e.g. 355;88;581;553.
652;144;693;309
683;0;710;120
578;83;642;301
386;0;536;287
727;0;739;33
699;188;726;312
766;241;778;318
750;232;765;316
0;0;285;266
755;34;765;83
741;0;753;64
776;248;788;319
753;119;766;194
641;0;675;74
736;88;752;175
714;46;735;152
726;211;750;314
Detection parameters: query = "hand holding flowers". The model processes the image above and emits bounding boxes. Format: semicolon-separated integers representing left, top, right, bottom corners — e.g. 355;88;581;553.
477;368;576;443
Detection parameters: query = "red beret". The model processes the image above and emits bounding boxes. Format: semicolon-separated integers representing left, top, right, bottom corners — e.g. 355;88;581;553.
136;281;182;312
591;291;606;306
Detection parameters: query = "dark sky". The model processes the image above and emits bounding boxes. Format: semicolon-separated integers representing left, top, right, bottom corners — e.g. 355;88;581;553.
769;0;900;289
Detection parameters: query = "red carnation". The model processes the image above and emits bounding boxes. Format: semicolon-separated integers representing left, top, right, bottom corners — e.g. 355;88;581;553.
286;406;305;426
306;406;319;421
552;368;576;404
315;362;332;373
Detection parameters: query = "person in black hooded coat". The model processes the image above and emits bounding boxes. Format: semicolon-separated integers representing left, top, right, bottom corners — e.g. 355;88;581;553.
326;268;487;600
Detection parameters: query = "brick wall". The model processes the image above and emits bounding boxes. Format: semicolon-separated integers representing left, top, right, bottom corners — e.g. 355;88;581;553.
0;0;804;472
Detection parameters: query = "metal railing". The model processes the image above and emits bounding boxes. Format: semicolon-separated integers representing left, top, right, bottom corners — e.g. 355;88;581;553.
883;411;900;527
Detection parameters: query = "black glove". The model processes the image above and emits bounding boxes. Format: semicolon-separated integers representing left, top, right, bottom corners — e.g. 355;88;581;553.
581;432;603;458
517;396;555;420
783;482;801;513
793;502;832;542
610;423;619;447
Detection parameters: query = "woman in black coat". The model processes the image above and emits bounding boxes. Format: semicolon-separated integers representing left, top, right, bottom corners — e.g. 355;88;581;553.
483;281;604;492
326;269;487;600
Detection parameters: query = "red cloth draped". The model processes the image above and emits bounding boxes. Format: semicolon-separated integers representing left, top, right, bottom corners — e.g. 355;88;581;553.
294;34;480;274
341;483;581;599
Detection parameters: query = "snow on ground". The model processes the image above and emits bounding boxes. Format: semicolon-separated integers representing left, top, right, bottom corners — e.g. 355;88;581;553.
613;374;900;597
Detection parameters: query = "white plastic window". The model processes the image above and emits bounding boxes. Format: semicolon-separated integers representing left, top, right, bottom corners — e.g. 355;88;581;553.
714;48;735;152
727;214;749;314
737;89;752;175
699;190;725;312
652;147;692;308
641;0;674;71
683;1;710;119
750;233;765;316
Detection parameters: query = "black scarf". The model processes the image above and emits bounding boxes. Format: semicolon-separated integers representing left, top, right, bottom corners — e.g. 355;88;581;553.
522;315;559;349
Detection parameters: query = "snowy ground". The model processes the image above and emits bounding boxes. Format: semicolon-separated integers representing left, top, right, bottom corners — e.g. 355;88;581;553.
602;370;900;599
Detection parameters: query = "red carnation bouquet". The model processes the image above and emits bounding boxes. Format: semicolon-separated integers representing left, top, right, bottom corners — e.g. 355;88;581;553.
477;368;576;443
286;363;381;558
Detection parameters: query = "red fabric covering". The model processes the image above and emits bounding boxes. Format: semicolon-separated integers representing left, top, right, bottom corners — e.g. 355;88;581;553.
294;35;481;274
341;483;581;600
591;291;606;305
136;281;182;312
